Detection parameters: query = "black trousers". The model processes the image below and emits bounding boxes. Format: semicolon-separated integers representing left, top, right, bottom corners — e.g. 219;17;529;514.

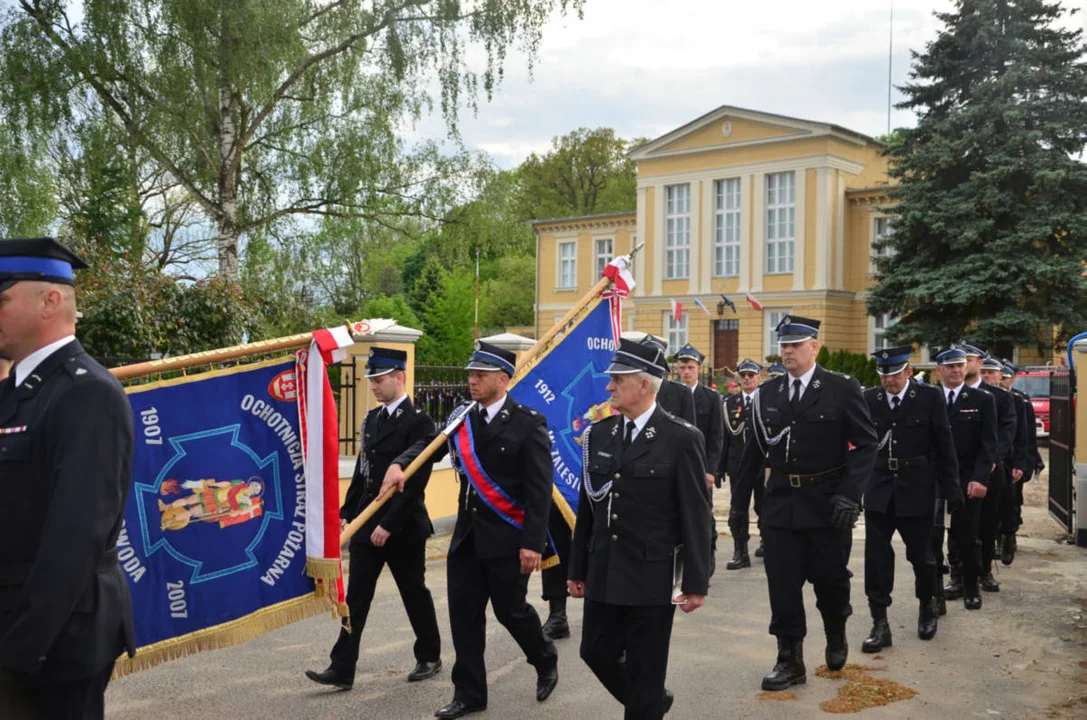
726;470;763;542
0;659;115;720
447;539;557;706
978;471;1006;569
762;525;852;639
864;507;936;608
580;599;676;720
934;498;983;582
541;508;572;601
998;470;1024;535
329;536;441;675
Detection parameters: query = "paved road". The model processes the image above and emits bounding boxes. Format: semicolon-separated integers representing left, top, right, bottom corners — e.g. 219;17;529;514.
107;508;1087;718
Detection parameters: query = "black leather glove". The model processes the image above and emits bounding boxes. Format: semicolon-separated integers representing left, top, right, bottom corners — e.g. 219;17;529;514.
714;475;723;489
830;494;860;530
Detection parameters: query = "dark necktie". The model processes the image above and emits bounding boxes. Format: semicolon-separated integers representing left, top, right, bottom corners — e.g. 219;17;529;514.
623;420;636;449
375;406;388;431
946;390;956;417
743;397;751;412
891;395;901;411
480;407;489;425
791;379;802;409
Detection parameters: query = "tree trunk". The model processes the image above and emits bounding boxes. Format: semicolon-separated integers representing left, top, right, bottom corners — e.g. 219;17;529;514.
217;14;240;284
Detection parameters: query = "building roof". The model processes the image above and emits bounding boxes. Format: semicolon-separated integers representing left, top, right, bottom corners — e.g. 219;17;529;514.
530;211;636;229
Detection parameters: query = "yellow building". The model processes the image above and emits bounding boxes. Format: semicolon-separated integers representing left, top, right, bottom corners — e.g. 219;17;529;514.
532;105;1052;370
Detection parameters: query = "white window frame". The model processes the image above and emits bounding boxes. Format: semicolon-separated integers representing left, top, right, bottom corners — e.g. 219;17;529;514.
766;309;793;354
665;184;691;280
664;311;688;355
765;172;796;274
870;215;894;274
714;178;741;277
558;240;577;289
595;237;614;278
871;312;897;352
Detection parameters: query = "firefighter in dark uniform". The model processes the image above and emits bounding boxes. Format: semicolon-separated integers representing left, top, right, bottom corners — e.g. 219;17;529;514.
963;346;1016;593
631;334;696;424
568;339;712;719
722;358;765;569
306;348;443;690
674;343;724;493
734;316;877;691
860;347;961;654
932;346;998;612
382;342;558;719
0;238;136;719
998;361;1042;565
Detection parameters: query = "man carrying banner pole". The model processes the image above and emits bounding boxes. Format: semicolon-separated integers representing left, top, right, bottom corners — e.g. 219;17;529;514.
0;238;136;719
383;341;558;719
305;347;443;691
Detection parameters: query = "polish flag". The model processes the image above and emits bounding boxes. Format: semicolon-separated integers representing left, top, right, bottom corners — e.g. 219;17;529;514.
671;298;684;322
745;293;764;311
296;325;354;615
602;255;635;296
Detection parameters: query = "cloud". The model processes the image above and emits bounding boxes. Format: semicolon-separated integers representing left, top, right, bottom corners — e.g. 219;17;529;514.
408;0;1087;168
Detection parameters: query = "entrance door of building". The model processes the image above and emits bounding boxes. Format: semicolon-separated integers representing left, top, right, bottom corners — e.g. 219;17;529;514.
713;319;739;373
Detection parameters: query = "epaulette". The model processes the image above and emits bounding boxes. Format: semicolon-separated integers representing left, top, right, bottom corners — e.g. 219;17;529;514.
63;357;92;379
663;413;698;433
518;404;540;417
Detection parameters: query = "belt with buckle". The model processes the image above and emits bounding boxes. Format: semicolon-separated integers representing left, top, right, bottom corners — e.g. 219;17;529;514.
772;465;845;489
880;455;928;472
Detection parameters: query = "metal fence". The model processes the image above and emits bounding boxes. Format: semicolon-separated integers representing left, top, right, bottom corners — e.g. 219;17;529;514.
414;365;471;424
1047;367;1074;534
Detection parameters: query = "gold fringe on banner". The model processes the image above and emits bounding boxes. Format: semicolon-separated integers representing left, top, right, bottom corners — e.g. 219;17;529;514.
110;594;328;680
305;557;344;582
540;555;561;571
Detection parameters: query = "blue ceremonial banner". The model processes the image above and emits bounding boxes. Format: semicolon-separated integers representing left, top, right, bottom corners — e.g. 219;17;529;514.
509;300;616;513
116;357;322;672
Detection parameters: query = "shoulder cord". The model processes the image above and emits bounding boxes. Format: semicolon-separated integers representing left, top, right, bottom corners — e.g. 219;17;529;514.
723;398;746;437
582;423;613;504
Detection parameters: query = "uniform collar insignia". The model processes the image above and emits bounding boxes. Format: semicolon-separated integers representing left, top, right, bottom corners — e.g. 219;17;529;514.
777;382;784;393
877;391;884;401
500;408;511;420
611;423;619;436
645;426;657;441
395;407;403;419
909;389;917;398
811;379;821;390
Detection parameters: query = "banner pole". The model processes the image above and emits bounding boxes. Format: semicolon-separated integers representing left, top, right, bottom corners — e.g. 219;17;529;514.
111;332;318;380
341;245;643;547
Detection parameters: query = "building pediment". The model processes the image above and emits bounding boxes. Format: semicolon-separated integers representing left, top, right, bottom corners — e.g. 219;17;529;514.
629;105;878;161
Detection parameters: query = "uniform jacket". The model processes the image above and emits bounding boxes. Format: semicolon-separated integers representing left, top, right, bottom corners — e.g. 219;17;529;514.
1009;389;1040;480
341;397;436;547
720;393;754;480
945;384;999;487
863;381;961;517
0;340;135;682
657;379;696;425
395;395;552;559
735;366;877;530
568;407;712;605
980;380;1017;463
690;383;724;476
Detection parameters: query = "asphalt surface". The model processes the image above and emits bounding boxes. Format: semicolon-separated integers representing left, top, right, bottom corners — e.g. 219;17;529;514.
108;462;1087;719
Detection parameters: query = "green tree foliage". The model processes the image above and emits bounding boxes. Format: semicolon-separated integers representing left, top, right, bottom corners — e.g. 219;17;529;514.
815;346;879;387
0;0;586;281
867;0;1087;357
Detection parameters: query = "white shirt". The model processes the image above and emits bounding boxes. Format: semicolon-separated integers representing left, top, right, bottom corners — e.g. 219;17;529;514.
968;378;983;390
15;335;77;387
621;402;657;443
887;385;908;409
480;394;508;424
383;393;408;416
742;392;755;405
786;364;818;402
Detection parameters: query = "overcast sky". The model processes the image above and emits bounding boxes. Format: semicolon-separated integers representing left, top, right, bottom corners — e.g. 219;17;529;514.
407;0;1087;168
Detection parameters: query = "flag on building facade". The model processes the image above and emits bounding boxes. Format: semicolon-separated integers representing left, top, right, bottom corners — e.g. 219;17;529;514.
745;293;763;311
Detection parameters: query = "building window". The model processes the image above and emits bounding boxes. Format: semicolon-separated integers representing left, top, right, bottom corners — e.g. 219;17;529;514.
872;313;897;351
870;216;894;272
558;241;576;288
766;309;793;351
714;178;741;277
664;311;688;355
766;171;795;274
595;238;614;277
665;184;690;279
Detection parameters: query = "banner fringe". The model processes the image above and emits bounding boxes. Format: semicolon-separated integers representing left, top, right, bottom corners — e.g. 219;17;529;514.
305;557;343;581
110;594;328;680
540;555;560;571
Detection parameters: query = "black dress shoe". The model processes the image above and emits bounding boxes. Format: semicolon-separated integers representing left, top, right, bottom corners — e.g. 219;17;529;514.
663;688;674;714
934;594;947;617
981;573;1000;592
1001;534;1017;566
304;667;353;690
944;572;964;600
963;579;982;610
434;700;486;718
918;600;938;641
862;618;892;653
536;664;558;702
408;659;442;682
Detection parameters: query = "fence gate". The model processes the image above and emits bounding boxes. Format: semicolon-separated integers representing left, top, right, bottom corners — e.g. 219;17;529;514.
1047;368;1074;533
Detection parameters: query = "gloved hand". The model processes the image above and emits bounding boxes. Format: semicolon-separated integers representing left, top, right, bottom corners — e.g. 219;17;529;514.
829;494;860;530
714;475;723;489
